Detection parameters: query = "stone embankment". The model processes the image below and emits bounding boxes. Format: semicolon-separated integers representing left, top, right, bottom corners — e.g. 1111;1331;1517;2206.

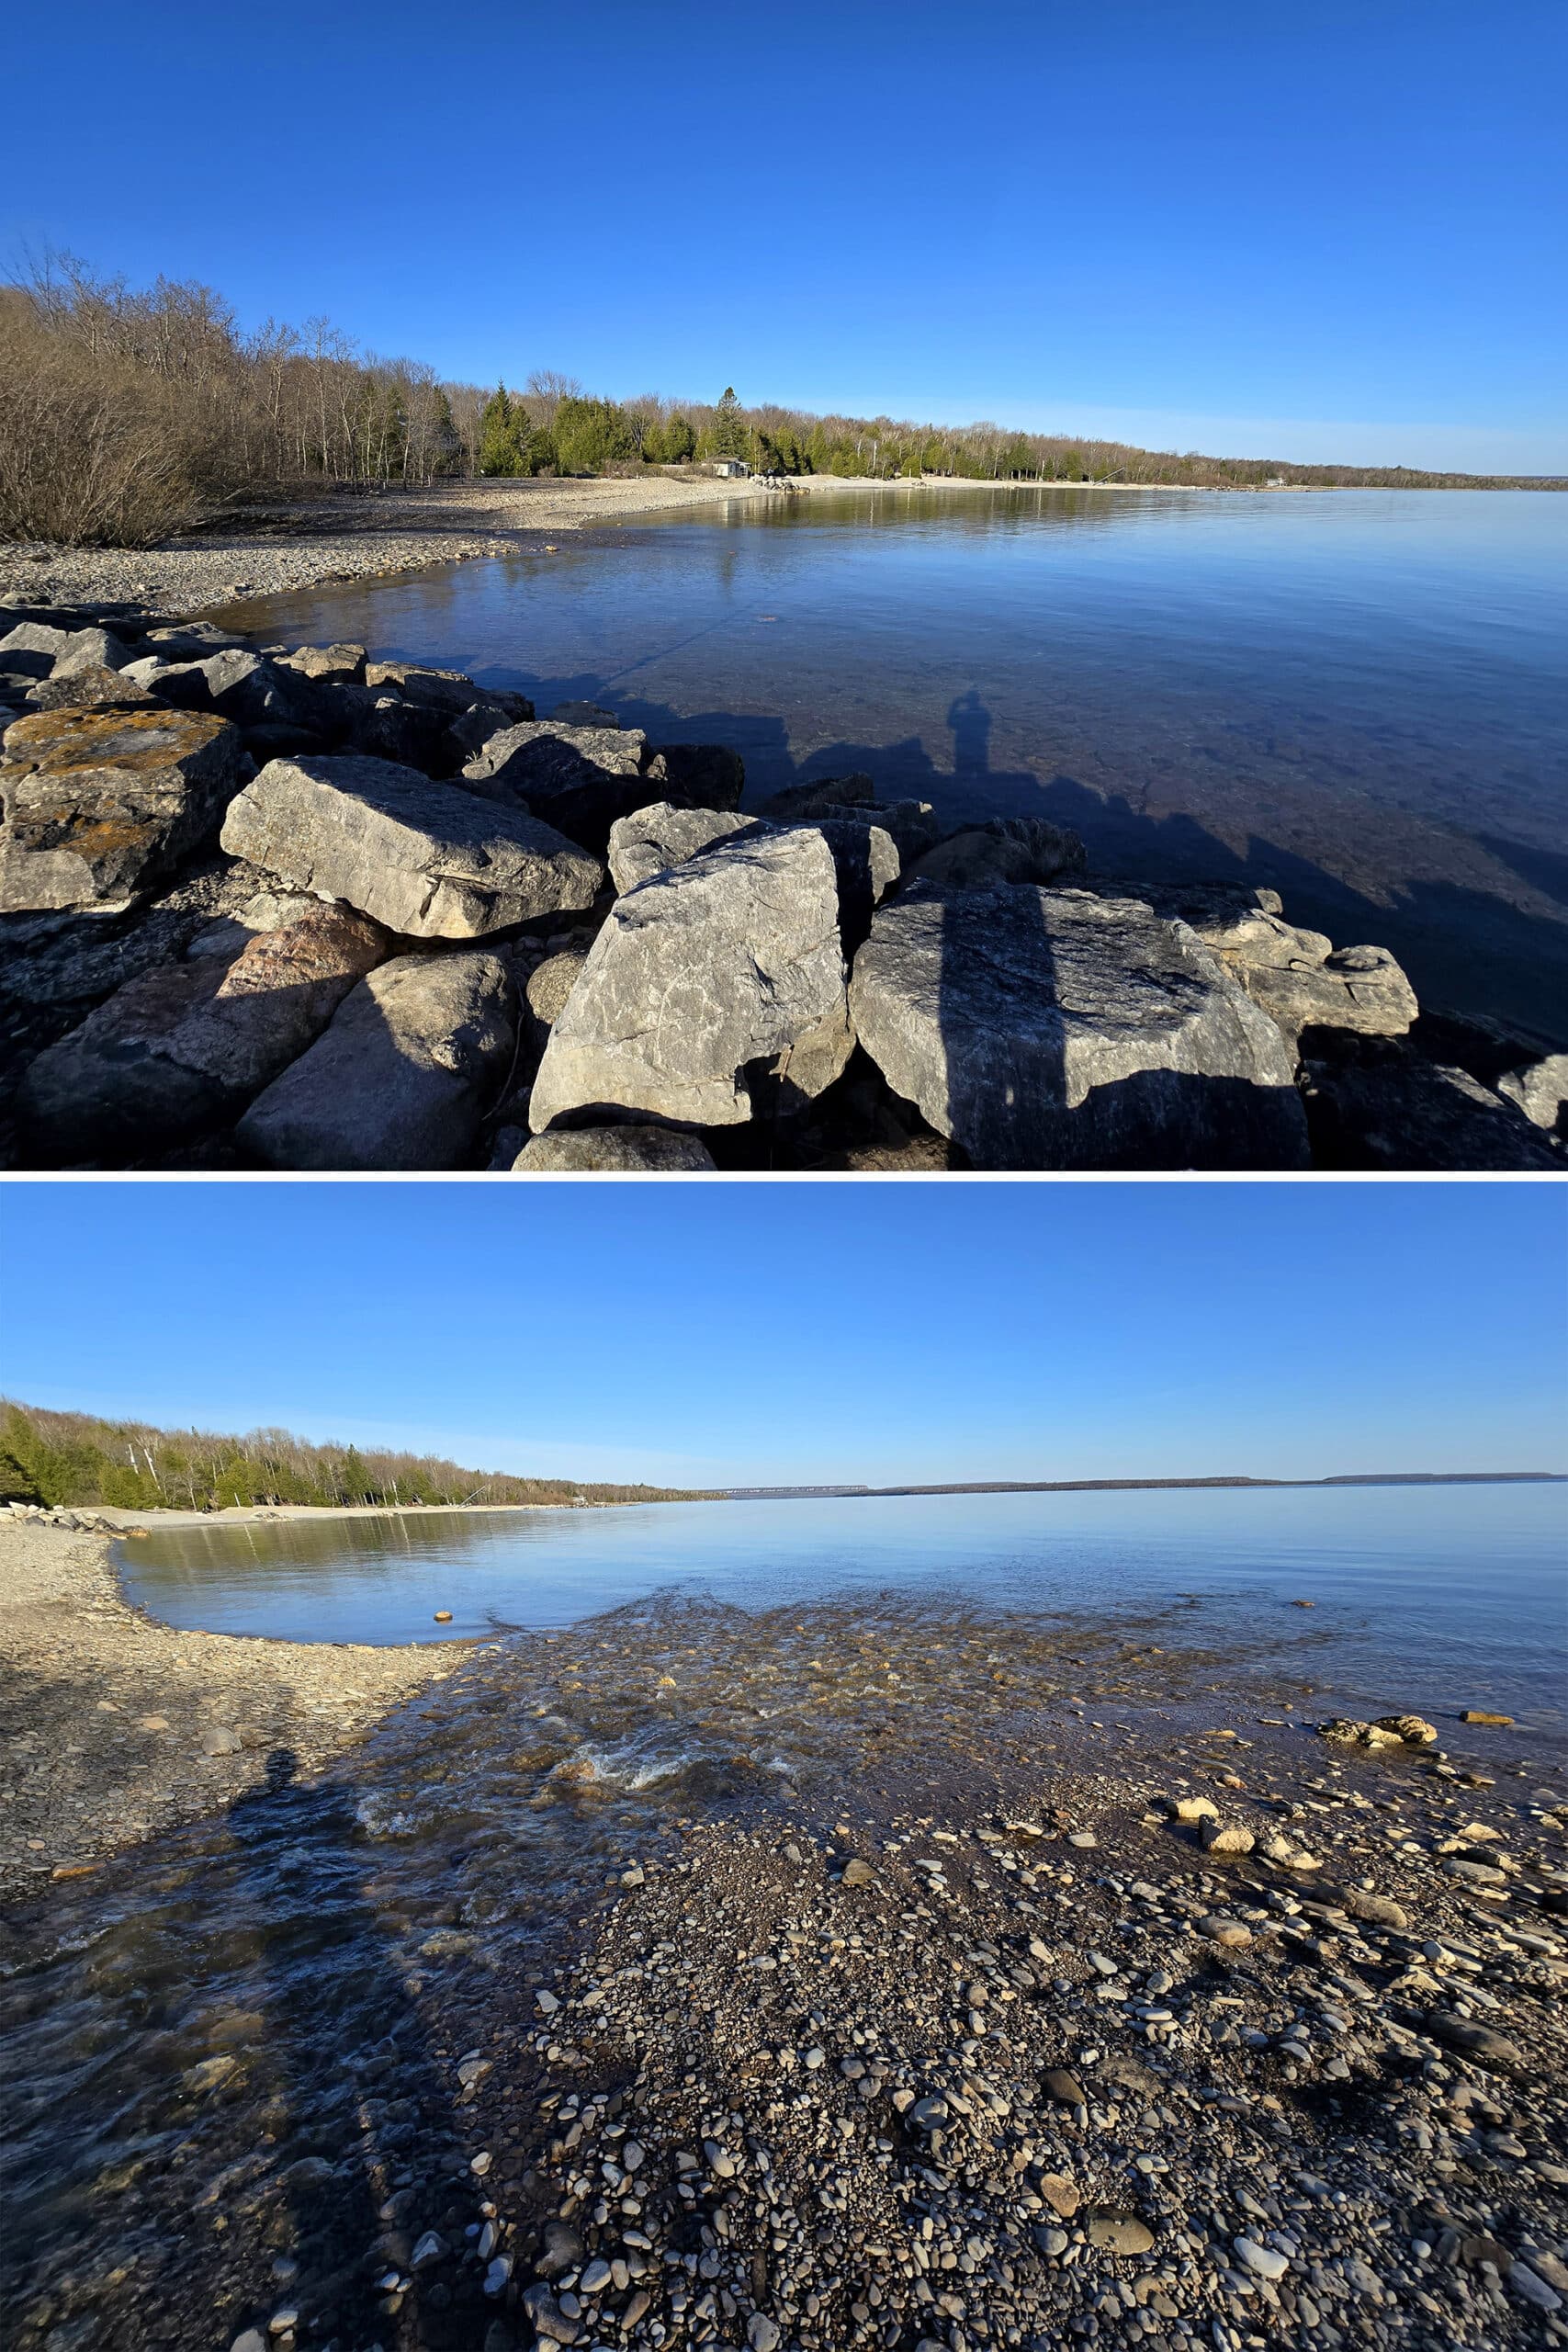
0;1515;454;1898
0;595;1562;1171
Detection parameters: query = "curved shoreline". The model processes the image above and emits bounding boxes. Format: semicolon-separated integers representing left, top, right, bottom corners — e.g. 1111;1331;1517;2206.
0;472;1260;620
0;1521;457;1900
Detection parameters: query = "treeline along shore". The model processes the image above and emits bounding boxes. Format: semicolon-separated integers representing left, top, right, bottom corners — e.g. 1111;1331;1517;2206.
2;254;1558;555
0;1401;714;1516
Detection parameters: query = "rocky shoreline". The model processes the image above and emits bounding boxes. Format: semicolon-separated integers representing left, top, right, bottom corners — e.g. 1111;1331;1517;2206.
2;1567;1564;2352
0;1517;455;1899
0;594;1562;1171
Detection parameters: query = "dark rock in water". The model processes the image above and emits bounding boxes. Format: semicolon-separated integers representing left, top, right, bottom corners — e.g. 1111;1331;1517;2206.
239;949;516;1170
512;1125;716;1172
461;719;650;855
530;827;850;1132
1301;1047;1562;1170
220;753;603;938
365;659;530;719
607;802;756;896
640;741;746;811
16;904;389;1160
0;705;244;912
849;884;1309;1170
761;772;876;820
909;816;1087;890
25;664;152;713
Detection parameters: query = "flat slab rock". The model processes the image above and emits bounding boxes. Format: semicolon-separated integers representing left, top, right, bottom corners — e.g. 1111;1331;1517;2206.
220;753;603;938
848;884;1310;1170
15;904;389;1162
0;705;243;912
530;827;851;1132
239;950;516;1170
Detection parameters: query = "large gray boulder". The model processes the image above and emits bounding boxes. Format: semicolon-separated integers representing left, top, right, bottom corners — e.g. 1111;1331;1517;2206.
1497;1053;1568;1135
848;884;1310;1170
461;719;650;854
0;622;71;678
530;828;851;1132
0;705;244;912
25;664;153;712
1302;1054;1562;1170
909;816;1086;891
512;1125;716;1172
220;753;603;937
16;904;389;1160
51;627;135;678
239;951;516;1170
607;802;756;895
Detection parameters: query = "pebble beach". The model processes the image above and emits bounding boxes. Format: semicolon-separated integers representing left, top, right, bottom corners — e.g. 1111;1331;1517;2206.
2;1521;1565;2352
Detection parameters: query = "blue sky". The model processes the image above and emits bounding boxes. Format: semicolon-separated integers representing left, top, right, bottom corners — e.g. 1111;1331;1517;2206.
2;1183;1562;1487
6;1;1563;472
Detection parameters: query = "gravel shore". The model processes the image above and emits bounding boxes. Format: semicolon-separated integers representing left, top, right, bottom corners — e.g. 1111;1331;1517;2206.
0;474;886;618
0;1521;457;1897
4;1574;1565;2352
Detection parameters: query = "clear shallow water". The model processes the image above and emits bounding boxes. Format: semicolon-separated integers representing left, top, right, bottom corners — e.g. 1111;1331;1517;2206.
222;487;1568;1041
126;1483;1568;1724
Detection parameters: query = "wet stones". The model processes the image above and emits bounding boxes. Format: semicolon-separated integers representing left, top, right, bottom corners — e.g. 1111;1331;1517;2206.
529;827;851;1132
0;705;245;911
220;753;603;937
239;950;516;1170
847;885;1310;1170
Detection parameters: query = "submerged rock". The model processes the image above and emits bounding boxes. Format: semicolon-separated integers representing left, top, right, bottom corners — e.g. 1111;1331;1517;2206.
239;950;515;1169
220;753;603;937
0;705;244;912
530;828;851;1132
848;884;1308;1170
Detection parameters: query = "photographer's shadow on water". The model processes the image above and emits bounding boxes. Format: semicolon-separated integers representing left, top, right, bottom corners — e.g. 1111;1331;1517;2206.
0;610;1562;1174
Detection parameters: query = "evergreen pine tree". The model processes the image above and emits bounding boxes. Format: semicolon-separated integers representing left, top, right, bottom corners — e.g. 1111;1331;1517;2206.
479;384;518;477
712;386;747;461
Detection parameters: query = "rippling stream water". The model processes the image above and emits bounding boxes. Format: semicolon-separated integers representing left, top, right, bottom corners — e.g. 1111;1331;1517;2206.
220;487;1568;1042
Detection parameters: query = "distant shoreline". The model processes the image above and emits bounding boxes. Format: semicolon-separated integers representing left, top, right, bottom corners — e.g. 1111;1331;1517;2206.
63;1468;1564;1529
0;469;1552;621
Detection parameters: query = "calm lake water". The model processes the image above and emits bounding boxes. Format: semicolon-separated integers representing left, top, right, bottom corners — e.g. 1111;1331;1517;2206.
222;486;1568;1042
124;1482;1568;1727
